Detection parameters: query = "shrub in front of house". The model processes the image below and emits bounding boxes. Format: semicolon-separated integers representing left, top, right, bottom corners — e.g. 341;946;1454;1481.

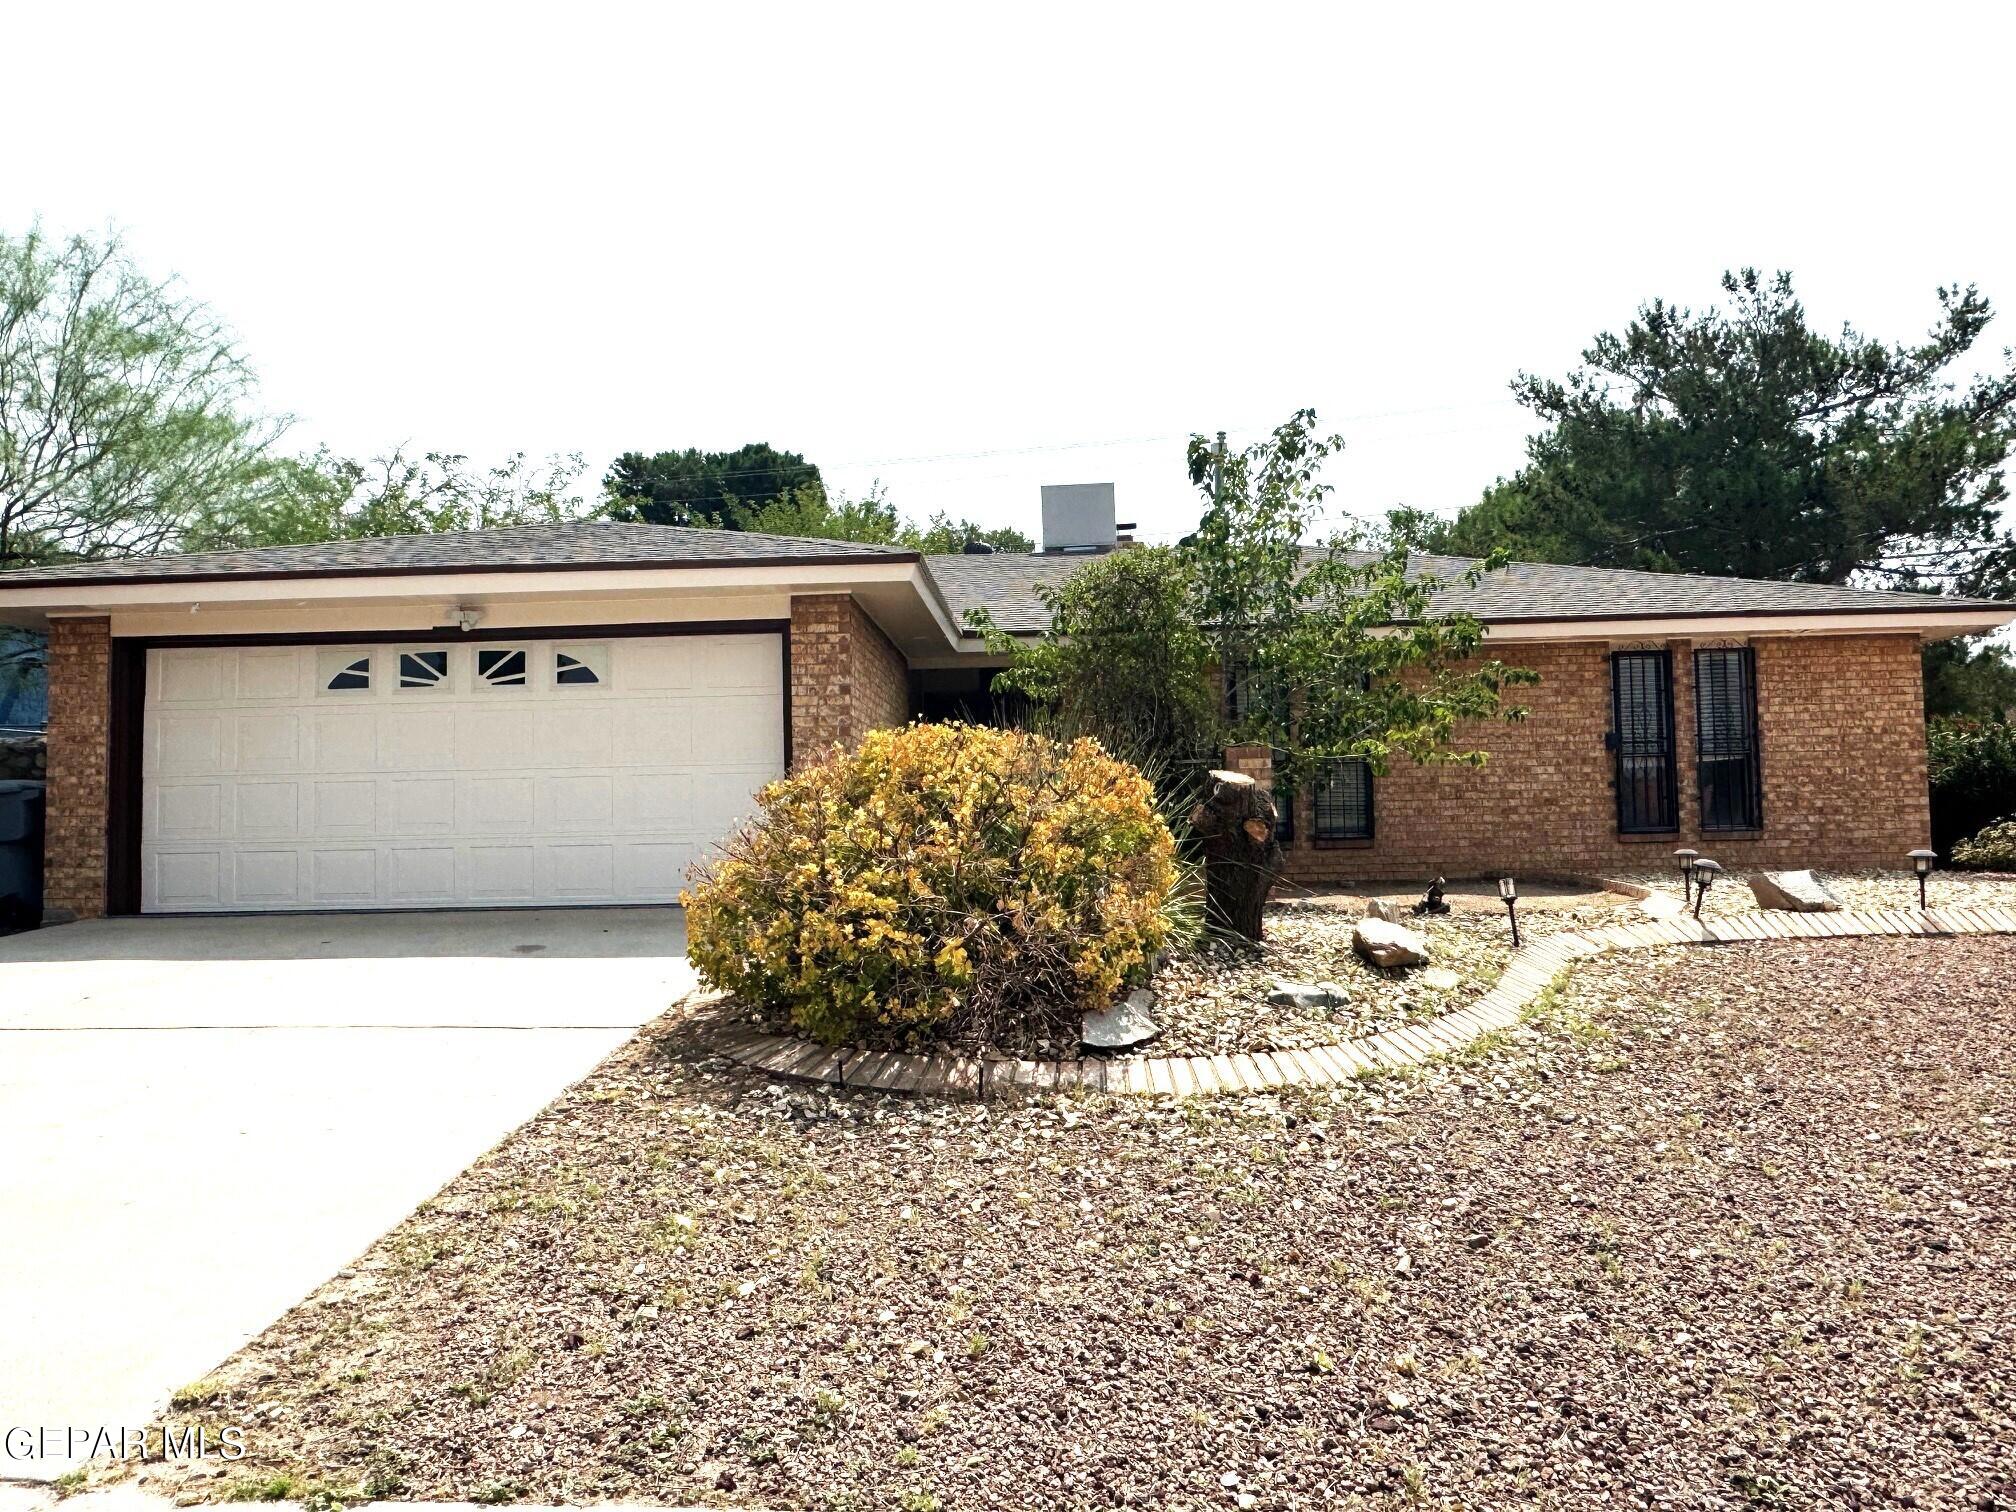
682;722;1179;1048
1929;716;2016;857
1951;817;2016;872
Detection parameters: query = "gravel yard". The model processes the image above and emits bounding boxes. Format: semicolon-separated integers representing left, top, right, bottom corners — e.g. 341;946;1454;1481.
1613;865;2016;919
99;929;2016;1511
1142;889;1627;1056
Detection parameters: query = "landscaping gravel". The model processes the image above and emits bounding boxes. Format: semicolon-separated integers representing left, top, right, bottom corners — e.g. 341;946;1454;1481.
100;931;2016;1511
1615;866;2016;920
1142;896;1613;1056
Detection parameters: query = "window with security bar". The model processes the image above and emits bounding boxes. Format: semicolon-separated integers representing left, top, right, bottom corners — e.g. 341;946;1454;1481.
1313;757;1374;841
1224;658;1294;843
1611;650;1677;833
1695;647;1762;831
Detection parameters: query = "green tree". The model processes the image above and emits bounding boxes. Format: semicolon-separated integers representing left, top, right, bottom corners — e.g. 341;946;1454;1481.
1184;412;1536;790
980;411;1536;938
739;480;1034;554
903;512;1033;555
1924;638;2016;721
742;481;902;542
1432;270;2016;596
977;545;1218;775
0;227;284;567
603;443;820;528
183;447;592;551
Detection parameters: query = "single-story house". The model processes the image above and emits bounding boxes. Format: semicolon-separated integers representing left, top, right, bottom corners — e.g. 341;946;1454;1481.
0;489;2009;919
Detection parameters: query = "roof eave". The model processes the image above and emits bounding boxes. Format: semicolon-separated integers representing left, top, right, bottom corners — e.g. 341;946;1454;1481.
0;549;922;592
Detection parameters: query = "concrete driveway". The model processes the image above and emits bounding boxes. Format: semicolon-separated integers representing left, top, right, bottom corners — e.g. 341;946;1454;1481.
0;908;691;1479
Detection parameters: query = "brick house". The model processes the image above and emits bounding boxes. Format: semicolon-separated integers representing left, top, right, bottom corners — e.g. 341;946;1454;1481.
0;502;2008;920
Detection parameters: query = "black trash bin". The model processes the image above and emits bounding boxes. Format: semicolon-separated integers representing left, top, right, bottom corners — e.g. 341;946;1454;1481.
0;778;46;930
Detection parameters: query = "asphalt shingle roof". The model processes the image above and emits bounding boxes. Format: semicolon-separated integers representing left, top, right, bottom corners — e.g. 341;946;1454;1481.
0;520;913;586
1;521;2002;633
921;548;2012;634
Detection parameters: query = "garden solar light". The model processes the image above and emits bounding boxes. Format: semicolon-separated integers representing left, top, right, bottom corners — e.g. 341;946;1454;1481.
1674;848;1698;888
1909;848;1937;909
1690;858;1722;918
1498;875;1520;948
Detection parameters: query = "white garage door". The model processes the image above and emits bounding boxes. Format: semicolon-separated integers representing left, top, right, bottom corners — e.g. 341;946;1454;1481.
140;633;784;912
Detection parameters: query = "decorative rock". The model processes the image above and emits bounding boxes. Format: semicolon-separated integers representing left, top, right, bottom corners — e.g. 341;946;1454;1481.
1266;980;1343;1009
1363;897;1404;924
1420;966;1464;992
1748;869;1843;913
1354;917;1430;968
1082;988;1160;1049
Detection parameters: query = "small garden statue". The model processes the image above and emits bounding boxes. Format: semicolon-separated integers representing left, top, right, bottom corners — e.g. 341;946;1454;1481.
1412;877;1451;916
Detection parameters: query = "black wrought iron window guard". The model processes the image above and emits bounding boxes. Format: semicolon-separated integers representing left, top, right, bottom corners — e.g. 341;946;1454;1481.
1313;757;1374;841
1695;646;1763;831
1611;650;1677;833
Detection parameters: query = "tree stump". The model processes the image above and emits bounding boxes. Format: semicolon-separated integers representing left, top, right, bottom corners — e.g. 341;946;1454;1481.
1189;769;1284;942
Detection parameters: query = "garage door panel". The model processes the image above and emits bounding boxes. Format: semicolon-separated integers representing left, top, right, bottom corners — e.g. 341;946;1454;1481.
309;848;379;905
618;841;698;897
616;771;694;831
235;781;300;838
157;652;228;705
381;707;459;770
386;846;457;905
155;783;224;841
308;712;377;773
466;776;537;833
154;851;224;910
615;637;696;690
693;695;784;764
536;705;614;767
309;780;376;834
467;845;536;902
615;706;692;766
699;635;780;689
545;774;616;832
155;713;224;776
547;843;616;900
236;650;302;701
233;711;302;771
234;850;301;905
142;634;783;911
385;776;457;835
457;707;539;768
693;769;770;828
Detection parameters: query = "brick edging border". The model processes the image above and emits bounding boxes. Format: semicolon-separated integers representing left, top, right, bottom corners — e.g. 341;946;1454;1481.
698;903;2016;1100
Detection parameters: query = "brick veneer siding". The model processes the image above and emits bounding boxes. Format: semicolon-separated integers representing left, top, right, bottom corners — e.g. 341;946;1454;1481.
788;594;912;763
43;616;112;920
1266;632;1930;884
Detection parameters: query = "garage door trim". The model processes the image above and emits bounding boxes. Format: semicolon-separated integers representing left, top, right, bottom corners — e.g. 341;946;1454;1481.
107;619;791;915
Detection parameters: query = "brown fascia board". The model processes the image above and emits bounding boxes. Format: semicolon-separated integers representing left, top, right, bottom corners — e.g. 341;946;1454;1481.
953;597;2015;637
0;550;924;591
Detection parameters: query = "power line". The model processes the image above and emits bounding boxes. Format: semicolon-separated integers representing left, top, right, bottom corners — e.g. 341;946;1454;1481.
601;397;1525;493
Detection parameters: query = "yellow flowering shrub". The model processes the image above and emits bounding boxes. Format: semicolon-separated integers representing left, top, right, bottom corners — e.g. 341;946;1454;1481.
682;723;1179;1047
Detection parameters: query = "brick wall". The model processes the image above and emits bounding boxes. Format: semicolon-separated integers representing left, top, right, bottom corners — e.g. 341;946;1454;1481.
44;616;111;920
1264;632;1930;884
788;594;911;763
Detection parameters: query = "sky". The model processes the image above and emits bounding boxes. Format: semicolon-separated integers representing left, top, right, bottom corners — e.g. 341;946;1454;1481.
8;1;2015;550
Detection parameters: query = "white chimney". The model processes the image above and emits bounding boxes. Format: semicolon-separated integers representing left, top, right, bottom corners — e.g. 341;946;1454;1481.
1040;482;1118;553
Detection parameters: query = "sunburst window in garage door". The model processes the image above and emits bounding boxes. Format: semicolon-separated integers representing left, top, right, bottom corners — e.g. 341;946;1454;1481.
320;651;372;692
398;649;450;689
477;648;528;687
554;646;605;686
